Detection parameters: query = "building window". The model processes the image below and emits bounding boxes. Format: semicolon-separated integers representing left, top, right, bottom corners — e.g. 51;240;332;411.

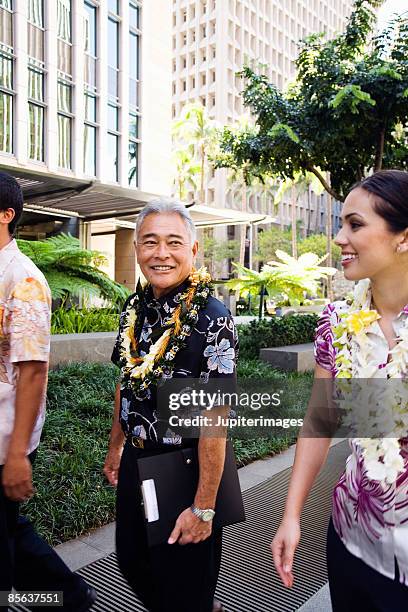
28;68;44;161
129;112;140;187
130;36;141;108
0;2;13;154
129;2;140;29
108;103;118;131
57;0;72;77
107;104;119;181
84;1;97;88
27;3;44;62
106;132;118;182
28;0;43;26
57;0;71;42
108;0;119;14
128;140;138;187
129;2;141;112
0;1;13;49
84;92;96;175
83;123;96;175
57;80;72;168
27;0;45;161
85;92;96;122
108;17;119;99
0;88;12;153
129;31;139;108
28;103;43;161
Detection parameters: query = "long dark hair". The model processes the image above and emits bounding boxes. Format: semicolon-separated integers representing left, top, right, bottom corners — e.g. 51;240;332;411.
352;170;408;233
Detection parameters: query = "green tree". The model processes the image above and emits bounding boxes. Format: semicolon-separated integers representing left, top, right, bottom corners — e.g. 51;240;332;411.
172;147;201;200
203;233;239;278
172;103;218;203
297;234;341;266
256;226;292;262
17;234;129;306
216;0;408;202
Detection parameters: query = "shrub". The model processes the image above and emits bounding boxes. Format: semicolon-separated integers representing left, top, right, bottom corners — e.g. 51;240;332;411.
24;363;119;545
24;360;311;545
51;306;120;334
237;314;319;360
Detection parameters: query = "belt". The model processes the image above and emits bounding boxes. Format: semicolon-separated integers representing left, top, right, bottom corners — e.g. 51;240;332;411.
128;436;192;451
128;436;173;450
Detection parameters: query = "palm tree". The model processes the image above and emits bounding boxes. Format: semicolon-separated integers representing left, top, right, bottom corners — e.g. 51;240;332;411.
17;234;130;306
172;147;201;200
172;103;218;204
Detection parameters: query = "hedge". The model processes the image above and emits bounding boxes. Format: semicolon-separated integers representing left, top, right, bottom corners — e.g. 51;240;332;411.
237;314;319;360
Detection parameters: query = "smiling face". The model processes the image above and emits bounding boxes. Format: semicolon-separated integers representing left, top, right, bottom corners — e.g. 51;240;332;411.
135;212;198;298
334;187;408;282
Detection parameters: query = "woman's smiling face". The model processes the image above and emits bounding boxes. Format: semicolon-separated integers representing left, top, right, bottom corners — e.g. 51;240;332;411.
335;187;406;282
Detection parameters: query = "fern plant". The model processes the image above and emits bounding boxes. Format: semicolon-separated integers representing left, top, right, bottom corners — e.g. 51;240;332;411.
17;233;130;306
227;250;337;307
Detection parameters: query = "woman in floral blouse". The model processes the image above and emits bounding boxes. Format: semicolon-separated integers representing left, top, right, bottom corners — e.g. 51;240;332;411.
272;170;408;611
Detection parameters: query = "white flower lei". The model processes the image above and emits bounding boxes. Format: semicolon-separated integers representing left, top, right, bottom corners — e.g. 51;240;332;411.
334;279;408;485
118;267;212;397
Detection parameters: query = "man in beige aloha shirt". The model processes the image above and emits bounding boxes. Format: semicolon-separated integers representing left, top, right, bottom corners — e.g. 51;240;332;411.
0;171;96;611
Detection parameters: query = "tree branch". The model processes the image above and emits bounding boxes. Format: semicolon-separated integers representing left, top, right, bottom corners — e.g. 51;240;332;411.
304;163;344;202
374;127;385;172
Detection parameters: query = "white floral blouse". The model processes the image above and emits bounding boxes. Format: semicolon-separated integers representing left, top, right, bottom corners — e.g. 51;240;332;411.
0;239;51;465
314;290;408;586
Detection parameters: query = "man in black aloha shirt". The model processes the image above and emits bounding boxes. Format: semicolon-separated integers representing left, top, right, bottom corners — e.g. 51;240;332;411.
104;200;238;612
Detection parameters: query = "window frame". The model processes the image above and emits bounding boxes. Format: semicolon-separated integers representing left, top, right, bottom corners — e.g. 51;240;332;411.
57;77;73;169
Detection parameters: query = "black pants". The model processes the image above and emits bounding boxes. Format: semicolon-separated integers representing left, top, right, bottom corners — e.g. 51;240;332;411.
116;440;222;612
327;517;408;611
0;453;90;611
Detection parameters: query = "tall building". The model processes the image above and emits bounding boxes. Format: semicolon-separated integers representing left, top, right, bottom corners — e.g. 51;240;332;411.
172;0;355;246
0;0;173;288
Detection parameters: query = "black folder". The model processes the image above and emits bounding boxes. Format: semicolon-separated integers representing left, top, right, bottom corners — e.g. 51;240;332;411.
137;441;246;547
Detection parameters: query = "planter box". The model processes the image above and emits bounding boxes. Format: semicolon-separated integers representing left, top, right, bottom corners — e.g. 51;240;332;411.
50;332;117;368
50;314;249;367
259;343;315;372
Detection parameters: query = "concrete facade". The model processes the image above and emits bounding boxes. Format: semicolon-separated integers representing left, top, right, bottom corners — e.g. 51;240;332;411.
171;0;355;245
49;332;117;368
260;342;315;372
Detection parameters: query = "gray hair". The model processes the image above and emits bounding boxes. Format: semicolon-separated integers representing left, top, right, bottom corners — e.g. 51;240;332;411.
135;198;197;243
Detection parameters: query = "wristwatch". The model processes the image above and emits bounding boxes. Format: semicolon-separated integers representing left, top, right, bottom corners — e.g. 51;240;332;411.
190;504;215;522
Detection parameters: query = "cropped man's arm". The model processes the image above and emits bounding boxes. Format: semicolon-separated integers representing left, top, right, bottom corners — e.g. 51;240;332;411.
194;416;227;509
103;382;125;486
168;407;228;545
2;361;48;501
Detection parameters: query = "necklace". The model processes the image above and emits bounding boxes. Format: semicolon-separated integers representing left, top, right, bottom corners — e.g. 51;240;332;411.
333;279;408;484
118;267;212;399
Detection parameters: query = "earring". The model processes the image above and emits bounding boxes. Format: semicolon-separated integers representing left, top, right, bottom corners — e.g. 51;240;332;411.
397;246;402;253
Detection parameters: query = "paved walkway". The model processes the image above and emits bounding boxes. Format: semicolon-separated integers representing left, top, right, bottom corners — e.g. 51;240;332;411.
55;441;342;611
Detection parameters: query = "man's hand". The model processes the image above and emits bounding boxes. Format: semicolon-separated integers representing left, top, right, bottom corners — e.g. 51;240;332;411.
2;454;34;502
168;507;212;545
103;445;123;486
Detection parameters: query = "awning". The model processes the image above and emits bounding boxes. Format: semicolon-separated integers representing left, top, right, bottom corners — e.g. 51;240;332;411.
1;166;154;220
1;165;277;227
187;204;277;227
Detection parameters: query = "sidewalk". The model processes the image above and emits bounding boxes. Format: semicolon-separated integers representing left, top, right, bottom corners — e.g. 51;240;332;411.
55;441;343;611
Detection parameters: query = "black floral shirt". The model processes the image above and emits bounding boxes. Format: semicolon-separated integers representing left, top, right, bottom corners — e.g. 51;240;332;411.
111;279;238;446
